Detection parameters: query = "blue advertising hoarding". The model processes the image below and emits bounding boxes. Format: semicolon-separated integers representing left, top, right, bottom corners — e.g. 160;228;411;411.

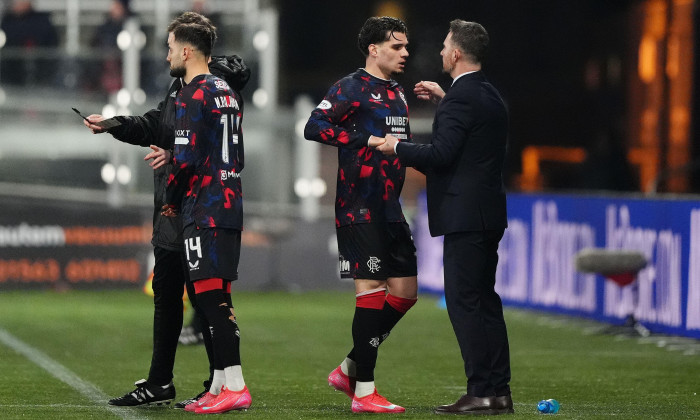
414;192;700;339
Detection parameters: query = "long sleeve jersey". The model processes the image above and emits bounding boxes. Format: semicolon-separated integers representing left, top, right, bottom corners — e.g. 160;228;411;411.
304;68;412;227
166;73;244;230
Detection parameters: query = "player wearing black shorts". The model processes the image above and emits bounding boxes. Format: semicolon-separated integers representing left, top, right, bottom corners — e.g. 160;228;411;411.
304;16;418;413
83;12;250;410
162;13;250;415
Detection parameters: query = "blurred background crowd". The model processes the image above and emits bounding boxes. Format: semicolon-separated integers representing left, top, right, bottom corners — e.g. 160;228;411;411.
1;0;697;205
0;0;698;295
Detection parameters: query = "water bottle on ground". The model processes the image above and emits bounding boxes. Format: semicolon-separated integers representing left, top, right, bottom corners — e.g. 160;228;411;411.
537;399;560;414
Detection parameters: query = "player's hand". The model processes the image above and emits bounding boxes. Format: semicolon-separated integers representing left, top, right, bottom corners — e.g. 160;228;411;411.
414;81;445;104
161;204;178;217
377;134;399;156
145;145;171;170
368;135;386;147
84;114;108;134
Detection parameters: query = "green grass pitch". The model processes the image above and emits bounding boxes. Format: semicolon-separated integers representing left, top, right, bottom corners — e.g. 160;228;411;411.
0;290;698;419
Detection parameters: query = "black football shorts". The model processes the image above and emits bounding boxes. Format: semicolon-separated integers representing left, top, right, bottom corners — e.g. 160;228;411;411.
336;222;417;280
183;223;241;282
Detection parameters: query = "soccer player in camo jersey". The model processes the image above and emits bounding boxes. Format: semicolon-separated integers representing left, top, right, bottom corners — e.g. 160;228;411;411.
304;16;418;414
161;15;250;414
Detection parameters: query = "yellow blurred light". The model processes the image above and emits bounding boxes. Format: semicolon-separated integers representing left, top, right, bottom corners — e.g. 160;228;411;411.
645;0;667;37
666;36;679;78
670;106;689;145
638;36;657;83
374;1;405;20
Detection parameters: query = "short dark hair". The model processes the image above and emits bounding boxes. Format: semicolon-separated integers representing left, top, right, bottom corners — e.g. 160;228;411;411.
357;16;408;57
448;20;489;64
168;12;217;57
168;11;216;30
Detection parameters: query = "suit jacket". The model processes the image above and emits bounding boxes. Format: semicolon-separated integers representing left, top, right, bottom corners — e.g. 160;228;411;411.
397;71;508;237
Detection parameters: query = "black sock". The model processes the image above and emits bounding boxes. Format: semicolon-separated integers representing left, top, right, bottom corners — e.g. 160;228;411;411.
352;306;385;382
223;288;241;354
347;296;412;376
378;301;405;341
195;289;241;368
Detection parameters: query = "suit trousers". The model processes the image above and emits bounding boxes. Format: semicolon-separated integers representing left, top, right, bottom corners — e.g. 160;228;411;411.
443;229;511;397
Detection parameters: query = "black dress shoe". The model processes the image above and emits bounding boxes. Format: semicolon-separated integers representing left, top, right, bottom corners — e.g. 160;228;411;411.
493;395;514;412
434;394;514;415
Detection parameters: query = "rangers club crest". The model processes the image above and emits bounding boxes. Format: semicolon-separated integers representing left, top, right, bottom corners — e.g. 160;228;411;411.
367;256;381;273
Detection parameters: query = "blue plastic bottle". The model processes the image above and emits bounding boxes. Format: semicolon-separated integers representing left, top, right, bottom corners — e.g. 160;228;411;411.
537;399;560;414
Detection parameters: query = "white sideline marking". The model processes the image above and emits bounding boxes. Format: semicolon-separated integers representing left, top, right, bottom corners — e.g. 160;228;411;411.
2;404;100;408
0;327;147;420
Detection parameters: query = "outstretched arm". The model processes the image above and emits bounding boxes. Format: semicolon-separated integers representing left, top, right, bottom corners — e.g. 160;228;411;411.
83;105;163;147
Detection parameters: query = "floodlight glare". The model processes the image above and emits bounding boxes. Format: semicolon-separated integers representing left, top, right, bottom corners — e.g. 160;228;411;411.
101;163;116;184
133;89;147;105
310;178;327;197
253;31;270;51
117;89;131;107
101;104;117;119
117;31;132;51
294;178;310;198
252;89;269;108
116;165;132;185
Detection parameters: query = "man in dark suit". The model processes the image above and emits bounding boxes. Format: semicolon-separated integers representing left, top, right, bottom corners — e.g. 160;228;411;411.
377;20;513;415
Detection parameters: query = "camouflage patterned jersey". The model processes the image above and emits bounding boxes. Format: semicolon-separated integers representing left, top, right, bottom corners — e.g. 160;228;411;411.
304;68;412;227
167;73;244;230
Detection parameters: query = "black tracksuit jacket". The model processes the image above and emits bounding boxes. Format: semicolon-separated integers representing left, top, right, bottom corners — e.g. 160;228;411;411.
106;56;250;251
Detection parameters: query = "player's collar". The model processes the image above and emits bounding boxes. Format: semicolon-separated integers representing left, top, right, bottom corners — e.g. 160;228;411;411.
185;73;209;85
358;68;397;87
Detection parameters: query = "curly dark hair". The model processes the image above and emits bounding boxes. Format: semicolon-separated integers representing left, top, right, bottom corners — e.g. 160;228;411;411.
448;20;489;64
357;16;408;57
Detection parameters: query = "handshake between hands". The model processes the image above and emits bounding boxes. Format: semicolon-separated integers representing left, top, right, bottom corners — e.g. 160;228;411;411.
370;134;400;156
